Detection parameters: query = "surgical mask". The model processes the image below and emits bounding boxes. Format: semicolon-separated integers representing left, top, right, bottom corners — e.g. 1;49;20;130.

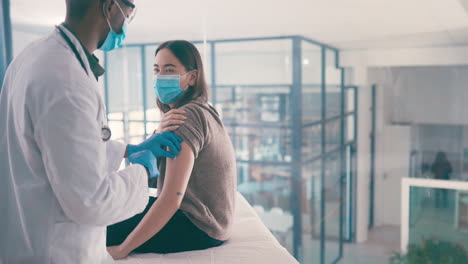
99;24;127;51
153;73;190;104
99;1;129;51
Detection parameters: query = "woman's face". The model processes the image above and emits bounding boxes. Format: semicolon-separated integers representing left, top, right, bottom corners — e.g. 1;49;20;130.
153;48;194;91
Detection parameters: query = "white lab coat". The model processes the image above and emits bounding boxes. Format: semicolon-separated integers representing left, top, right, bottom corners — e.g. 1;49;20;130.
0;25;149;263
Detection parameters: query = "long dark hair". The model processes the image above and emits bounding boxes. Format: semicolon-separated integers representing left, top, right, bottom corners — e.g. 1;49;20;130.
434;152;448;164
155;40;209;112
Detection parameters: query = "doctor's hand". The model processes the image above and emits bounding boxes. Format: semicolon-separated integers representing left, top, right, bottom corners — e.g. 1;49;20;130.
107;245;129;260
127;132;183;159
128;150;159;179
155;109;187;133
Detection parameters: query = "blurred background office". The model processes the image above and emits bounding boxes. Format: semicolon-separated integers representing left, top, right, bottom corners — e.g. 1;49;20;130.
2;0;468;263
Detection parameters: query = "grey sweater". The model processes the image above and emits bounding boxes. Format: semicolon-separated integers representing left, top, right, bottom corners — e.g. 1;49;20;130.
157;100;237;241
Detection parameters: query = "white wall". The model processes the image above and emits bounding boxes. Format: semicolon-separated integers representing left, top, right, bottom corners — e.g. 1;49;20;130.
375;125;411;226
341;46;468;68
368;65;468;223
366;65;468;226
386;66;468;125
350;66;412;239
368;68;412;227
354;68;371;242
343;46;468;230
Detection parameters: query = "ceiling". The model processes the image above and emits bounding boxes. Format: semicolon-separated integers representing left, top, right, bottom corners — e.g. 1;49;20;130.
10;0;468;49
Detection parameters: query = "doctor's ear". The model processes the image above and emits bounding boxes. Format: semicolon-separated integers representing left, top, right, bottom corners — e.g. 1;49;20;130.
188;70;198;86
102;0;116;13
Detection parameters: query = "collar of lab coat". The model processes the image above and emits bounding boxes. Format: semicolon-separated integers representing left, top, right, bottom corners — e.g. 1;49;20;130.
56;24;94;81
60;24;105;81
55;24;108;124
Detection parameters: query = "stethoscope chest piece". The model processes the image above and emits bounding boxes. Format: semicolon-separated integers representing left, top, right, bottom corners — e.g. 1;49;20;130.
101;125;112;142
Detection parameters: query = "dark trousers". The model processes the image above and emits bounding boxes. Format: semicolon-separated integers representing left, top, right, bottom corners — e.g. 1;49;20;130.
435;189;449;208
107;197;224;254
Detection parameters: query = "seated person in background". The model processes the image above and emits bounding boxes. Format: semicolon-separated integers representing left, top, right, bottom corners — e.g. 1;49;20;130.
106;40;237;259
431;151;452;208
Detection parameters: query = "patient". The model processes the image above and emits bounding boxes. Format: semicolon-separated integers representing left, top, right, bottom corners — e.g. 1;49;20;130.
106;40;237;259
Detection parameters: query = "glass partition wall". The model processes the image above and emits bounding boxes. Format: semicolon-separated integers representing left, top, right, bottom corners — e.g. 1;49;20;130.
104;36;357;264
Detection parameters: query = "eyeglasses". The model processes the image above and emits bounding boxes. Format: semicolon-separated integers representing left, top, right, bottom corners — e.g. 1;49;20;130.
115;0;137;24
120;0;135;9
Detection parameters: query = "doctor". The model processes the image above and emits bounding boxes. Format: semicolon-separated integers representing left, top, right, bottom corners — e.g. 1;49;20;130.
0;0;182;263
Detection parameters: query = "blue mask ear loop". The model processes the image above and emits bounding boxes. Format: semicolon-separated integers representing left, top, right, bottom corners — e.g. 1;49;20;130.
181;71;191;78
181;70;196;84
114;0;131;25
180;71;194;92
103;1;128;34
102;3;114;33
172;71;192;106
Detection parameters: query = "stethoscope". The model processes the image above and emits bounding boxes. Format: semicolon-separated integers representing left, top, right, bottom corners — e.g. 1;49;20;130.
56;25;112;142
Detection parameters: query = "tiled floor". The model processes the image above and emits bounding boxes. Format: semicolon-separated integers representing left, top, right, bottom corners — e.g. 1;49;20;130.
300;226;400;264
341;226;400;264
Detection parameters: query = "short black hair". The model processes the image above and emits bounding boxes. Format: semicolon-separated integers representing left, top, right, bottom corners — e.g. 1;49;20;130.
66;0;135;19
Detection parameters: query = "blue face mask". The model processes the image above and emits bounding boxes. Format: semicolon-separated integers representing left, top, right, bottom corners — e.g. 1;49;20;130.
99;1;129;51
153;74;188;104
99;24;127;51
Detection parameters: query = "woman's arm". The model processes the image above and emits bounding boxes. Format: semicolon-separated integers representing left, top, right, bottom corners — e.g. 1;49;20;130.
118;142;195;255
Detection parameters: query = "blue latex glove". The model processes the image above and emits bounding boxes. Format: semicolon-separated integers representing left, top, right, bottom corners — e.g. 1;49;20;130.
127;132;183;159
128;150;159;179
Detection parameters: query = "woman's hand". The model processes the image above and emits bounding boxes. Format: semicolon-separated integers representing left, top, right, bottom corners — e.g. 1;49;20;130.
155;109;187;133
107;245;130;260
